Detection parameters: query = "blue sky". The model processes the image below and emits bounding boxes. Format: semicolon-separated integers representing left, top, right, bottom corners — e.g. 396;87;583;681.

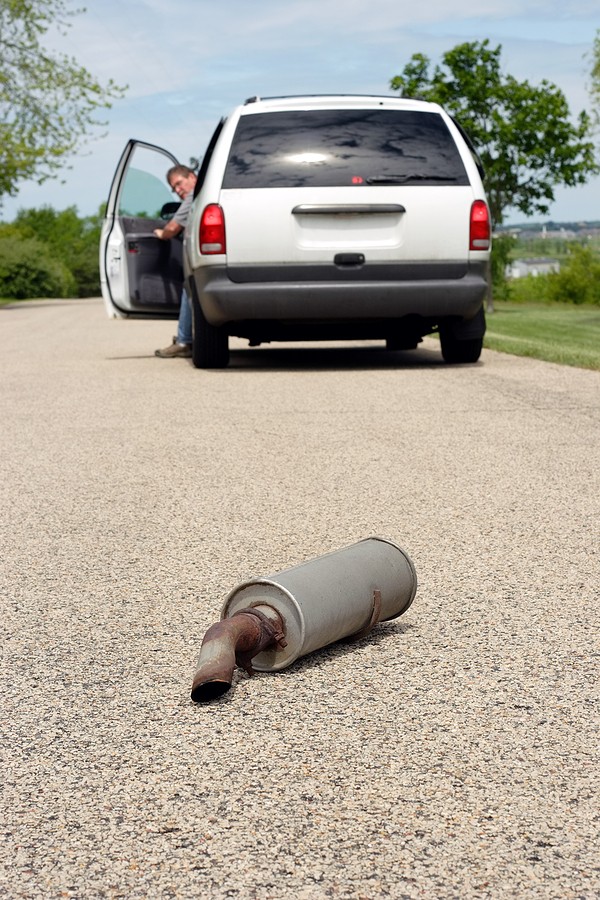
2;0;599;224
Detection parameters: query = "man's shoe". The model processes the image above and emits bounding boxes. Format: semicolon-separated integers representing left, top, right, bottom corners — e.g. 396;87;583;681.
155;338;192;358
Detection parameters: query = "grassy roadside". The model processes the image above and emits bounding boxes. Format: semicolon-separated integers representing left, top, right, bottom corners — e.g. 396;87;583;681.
484;302;600;371
1;296;40;308
0;296;79;307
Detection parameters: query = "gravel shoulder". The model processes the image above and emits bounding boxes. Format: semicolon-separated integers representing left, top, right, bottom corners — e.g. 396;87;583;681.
1;298;599;899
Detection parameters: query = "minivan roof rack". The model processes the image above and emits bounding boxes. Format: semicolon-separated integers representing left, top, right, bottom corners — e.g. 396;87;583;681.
245;93;399;104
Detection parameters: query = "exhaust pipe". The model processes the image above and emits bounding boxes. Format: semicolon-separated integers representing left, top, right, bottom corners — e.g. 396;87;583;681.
191;604;287;702
191;536;417;703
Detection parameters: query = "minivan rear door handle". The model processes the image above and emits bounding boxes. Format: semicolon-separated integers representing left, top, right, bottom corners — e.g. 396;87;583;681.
292;204;406;215
334;253;365;267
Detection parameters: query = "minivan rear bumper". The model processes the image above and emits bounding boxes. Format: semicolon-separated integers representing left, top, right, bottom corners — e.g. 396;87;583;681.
191;262;489;329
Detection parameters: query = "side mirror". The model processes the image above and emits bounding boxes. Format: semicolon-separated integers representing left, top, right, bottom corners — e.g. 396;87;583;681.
160;201;181;221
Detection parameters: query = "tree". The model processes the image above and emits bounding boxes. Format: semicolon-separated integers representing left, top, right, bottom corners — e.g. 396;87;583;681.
0;0;125;201
489;232;514;301
1;203;105;296
589;30;600;128
390;40;598;225
4;203;105;296
0;234;76;298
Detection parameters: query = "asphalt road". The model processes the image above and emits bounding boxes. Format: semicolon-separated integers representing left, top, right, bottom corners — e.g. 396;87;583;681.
2;298;599;899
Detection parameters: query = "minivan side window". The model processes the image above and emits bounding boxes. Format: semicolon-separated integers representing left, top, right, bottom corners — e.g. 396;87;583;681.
223;109;469;189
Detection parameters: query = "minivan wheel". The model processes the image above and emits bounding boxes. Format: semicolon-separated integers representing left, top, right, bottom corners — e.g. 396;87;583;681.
439;329;483;364
191;292;229;369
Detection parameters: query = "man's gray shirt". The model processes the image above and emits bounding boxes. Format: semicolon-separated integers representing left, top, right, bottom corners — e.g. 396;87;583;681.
173;192;193;229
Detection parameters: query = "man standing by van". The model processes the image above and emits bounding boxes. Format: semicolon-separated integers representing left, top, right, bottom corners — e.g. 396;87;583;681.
154;164;197;358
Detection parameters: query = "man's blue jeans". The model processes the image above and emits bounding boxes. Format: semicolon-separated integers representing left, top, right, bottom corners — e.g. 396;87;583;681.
176;287;192;345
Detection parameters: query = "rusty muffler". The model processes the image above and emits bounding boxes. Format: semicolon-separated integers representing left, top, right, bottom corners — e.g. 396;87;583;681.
191;536;417;703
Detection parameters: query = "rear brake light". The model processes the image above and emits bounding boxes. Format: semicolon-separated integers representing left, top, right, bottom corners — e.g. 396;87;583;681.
200;204;226;254
470;200;490;250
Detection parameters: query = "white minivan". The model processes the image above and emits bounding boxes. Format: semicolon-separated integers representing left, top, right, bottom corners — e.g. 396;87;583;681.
101;95;491;368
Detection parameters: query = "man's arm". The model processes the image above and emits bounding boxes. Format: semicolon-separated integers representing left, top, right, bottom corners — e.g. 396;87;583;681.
153;220;184;241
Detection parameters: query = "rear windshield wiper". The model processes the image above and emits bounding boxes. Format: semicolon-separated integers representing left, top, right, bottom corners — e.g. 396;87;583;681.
366;174;458;184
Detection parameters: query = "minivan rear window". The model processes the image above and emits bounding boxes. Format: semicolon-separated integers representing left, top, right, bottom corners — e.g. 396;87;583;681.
222;109;469;189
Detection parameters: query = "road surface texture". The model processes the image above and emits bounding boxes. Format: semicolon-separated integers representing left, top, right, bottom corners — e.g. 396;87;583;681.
1;298;599;899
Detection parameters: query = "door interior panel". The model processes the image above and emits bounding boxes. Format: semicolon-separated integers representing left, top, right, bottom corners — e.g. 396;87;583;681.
121;215;183;312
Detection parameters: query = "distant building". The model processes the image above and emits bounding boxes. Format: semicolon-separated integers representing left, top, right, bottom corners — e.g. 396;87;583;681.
507;258;561;279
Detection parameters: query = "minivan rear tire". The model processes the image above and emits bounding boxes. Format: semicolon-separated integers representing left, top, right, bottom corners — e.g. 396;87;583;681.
191;291;229;369
439;329;483;364
439;307;485;363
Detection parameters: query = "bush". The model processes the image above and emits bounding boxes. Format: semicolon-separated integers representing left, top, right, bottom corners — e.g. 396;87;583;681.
0;236;77;298
546;244;600;305
506;242;600;306
7;205;102;297
509;273;552;304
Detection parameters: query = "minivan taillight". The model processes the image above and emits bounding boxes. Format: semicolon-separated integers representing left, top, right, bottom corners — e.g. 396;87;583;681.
470;200;490;251
200;204;226;254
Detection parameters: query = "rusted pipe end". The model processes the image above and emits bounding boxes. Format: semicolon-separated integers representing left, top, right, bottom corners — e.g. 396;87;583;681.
191;677;231;704
191;605;285;703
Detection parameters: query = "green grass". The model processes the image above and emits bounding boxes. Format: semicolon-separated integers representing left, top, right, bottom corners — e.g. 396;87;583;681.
484;302;600;370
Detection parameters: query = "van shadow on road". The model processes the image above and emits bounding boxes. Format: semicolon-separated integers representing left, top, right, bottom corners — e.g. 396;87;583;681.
105;343;455;369
208;343;468;372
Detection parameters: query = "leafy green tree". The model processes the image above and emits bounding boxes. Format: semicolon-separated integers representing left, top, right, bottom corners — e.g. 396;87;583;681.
0;0;125;201
1;204;104;296
0;235;76;298
390;40;598;225
589;30;600;128
13;205;84;249
489;233;514;301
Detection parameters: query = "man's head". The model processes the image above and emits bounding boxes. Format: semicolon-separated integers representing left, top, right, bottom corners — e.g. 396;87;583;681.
166;165;197;199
